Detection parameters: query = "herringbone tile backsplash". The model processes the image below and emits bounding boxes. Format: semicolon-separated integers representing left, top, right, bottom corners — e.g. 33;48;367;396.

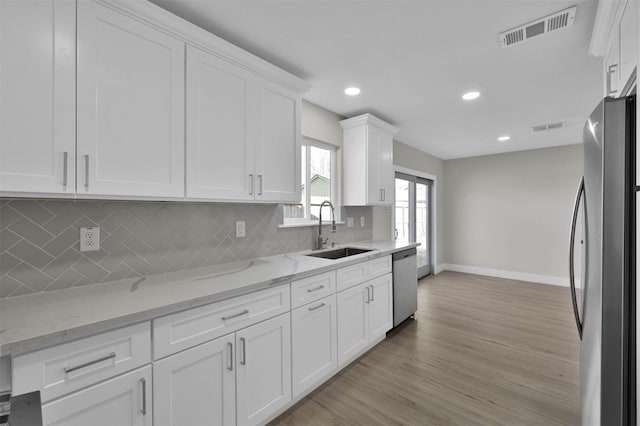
0;200;372;298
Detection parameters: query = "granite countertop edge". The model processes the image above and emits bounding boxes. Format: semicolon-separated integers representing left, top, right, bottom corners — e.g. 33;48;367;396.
0;241;419;356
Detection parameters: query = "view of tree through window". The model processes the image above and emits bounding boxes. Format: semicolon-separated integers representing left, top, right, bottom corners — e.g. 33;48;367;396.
284;142;335;223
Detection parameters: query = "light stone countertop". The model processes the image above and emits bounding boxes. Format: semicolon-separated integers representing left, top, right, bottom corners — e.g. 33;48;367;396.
0;240;418;356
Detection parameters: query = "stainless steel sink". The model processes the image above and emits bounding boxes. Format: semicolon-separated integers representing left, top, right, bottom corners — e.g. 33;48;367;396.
305;247;373;259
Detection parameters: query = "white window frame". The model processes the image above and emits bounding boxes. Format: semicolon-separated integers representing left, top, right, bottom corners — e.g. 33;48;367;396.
282;137;341;226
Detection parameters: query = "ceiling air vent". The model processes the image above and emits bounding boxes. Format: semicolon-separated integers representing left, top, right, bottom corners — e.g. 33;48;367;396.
531;121;567;132
499;6;577;48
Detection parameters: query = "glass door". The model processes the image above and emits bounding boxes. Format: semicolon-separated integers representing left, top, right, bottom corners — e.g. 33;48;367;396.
395;172;433;278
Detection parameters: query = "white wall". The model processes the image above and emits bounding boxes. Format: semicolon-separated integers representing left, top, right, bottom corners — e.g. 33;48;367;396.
301;100;343;147
389;141;446;272
443;144;583;282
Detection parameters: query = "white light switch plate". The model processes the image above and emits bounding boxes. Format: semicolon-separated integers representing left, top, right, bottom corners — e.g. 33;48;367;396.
236;221;246;238
360;217;365;227
347;217;354;228
80;227;100;252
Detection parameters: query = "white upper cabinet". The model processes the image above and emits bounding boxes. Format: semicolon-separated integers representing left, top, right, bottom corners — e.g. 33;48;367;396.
341;114;397;206
186;46;302;203
186;46;256;201
618;0;638;91
77;0;185;198
590;0;638;97
0;0;76;196
255;82;302;203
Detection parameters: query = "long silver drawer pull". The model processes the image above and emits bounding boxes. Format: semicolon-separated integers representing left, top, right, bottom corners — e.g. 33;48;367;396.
62;152;68;187
240;337;246;365
249;174;254;195
365;286;370;303
307;285;325;293
308;302;326;311
258;174;263;195
64;352;116;374
140;378;147;415
84;154;90;188
227;342;233;371
222;309;249;321
370;284;375;301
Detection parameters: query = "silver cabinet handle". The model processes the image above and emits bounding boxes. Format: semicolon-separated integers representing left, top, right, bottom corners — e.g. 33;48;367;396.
365;286;370;303
222;309;249;321
140;378;147;415
227;342;233;371
84;154;90;188
382;189;385;201
62;152;68;187
258;174;263;195
607;64;618;96
394;228;399;240
240;337;246;365
569;176;584;339
307;285;325;293
249;174;254;195
308;302;326;311
370;284;375;301
64;352;116;374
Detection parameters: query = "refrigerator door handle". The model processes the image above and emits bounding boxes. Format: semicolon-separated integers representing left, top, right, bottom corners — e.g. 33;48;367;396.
569;176;584;340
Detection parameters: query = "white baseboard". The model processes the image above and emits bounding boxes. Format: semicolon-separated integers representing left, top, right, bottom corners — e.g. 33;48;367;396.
441;263;570;287
434;263;446;275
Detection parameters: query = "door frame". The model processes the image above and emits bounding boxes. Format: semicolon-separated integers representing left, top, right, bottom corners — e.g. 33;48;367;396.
393;165;438;276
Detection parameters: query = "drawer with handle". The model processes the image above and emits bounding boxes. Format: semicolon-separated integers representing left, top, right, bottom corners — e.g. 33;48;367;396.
153;284;290;359
12;322;151;403
336;261;369;292
291;271;336;309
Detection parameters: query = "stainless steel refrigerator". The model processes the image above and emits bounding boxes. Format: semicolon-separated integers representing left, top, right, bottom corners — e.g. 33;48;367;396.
569;95;636;425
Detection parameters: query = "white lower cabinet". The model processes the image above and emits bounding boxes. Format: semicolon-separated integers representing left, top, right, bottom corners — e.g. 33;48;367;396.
291;294;338;397
236;312;292;426
153;335;236;426
367;274;393;340
152;312;291;426
337;283;370;366
41;366;152;426
337;273;393;367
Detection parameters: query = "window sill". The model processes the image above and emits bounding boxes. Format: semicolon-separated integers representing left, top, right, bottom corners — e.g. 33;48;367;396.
278;221;346;229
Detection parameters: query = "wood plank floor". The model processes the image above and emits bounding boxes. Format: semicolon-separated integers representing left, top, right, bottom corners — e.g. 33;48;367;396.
270;271;580;426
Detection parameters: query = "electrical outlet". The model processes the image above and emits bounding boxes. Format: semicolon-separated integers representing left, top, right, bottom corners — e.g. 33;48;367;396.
360;217;365;227
347;217;354;228
236;221;246;238
80;227;100;252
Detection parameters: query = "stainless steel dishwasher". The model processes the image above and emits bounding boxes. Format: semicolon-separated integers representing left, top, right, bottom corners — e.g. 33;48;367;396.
392;247;418;327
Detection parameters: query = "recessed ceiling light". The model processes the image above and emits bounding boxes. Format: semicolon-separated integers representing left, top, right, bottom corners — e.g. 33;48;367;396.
345;87;361;96
498;136;511;142
462;91;480;100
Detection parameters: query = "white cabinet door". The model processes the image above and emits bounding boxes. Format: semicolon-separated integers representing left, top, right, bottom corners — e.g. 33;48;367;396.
366;126;385;205
255;81;301;203
236;312;291;426
337;283;369;366
77;1;185;198
154;335;235;426
619;0;638;92
186;46;256;201
0;0;75;195
291;295;338;397
604;35;621;97
367;273;393;341
42;366;152;426
377;128;394;205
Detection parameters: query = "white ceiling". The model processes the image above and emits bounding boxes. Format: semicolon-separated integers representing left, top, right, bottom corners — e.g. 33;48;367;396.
150;0;603;160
